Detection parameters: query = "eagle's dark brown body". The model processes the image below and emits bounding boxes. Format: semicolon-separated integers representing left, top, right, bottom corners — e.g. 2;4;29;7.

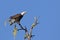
9;11;26;26
10;14;23;23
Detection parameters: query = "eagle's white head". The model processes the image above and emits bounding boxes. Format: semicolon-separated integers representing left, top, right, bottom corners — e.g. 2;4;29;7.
21;11;27;15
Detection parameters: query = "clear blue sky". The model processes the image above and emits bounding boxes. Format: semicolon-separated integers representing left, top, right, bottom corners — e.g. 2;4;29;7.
0;0;58;40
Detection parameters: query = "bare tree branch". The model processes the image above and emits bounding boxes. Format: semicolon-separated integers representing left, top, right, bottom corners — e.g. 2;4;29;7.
27;17;39;40
7;16;39;40
18;17;39;40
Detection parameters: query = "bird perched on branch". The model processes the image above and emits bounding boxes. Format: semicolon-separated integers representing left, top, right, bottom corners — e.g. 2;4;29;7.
8;11;27;28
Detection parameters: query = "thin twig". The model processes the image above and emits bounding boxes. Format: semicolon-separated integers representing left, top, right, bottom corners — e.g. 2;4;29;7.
28;17;39;40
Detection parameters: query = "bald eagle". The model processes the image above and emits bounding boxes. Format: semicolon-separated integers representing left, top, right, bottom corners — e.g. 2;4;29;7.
9;11;26;28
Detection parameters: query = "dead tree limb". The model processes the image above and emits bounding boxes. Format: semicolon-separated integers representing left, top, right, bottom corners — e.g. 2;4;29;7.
8;16;39;40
